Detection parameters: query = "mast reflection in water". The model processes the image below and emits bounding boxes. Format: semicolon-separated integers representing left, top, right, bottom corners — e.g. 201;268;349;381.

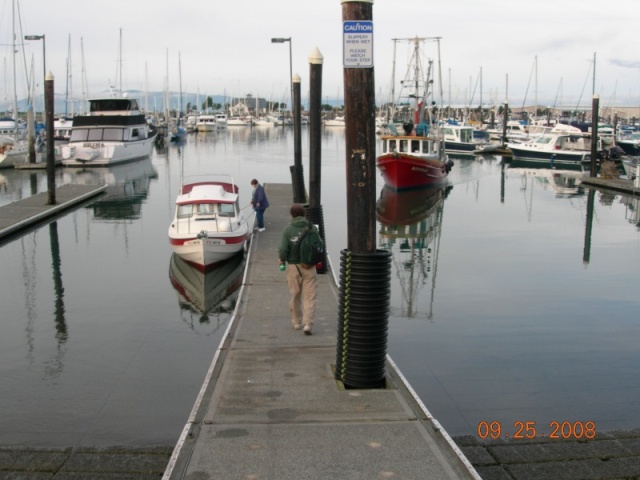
377;185;452;319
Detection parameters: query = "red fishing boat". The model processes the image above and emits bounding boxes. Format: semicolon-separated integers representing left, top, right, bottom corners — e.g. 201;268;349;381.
376;37;452;190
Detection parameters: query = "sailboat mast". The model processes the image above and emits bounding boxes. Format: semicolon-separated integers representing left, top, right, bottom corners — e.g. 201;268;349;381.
534;55;538;119
119;28;123;95
65;35;71;116
11;0;18;132
178;52;183;122
80;37;88;111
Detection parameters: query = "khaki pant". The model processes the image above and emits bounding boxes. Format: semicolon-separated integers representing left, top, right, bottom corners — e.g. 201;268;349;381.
286;264;317;328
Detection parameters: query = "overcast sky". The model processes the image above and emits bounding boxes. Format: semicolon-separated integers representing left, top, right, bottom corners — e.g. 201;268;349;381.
3;0;640;111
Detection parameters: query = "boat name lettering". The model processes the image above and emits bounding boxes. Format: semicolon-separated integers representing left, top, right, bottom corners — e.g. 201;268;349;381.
83;142;104;148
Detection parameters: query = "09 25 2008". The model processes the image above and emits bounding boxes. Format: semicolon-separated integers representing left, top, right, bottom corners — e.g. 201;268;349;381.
477;420;596;440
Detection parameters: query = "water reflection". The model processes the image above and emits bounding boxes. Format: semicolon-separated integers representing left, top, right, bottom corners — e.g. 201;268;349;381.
168;250;245;334
621;194;640;229
376;185;451;319
62;157;158;220
47;221;68;379
506;165;586;197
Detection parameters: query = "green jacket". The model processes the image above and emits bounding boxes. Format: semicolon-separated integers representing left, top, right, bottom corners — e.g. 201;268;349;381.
278;216;313;264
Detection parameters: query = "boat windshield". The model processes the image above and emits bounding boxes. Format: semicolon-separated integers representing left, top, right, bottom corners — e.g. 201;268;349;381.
70;128;125;142
218;203;235;216
177;203;236;218
534;136;554;145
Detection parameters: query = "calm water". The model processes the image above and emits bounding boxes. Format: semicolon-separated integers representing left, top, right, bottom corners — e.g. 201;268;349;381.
0;127;638;447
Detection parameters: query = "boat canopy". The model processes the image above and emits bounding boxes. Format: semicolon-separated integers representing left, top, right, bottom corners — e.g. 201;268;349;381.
176;184;238;205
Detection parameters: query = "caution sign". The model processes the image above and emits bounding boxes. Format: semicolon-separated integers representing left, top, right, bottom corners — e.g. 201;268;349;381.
343;21;373;68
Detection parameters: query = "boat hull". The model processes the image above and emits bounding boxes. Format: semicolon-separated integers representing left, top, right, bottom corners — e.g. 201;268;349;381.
444;141;477;155
169;232;248;272
622;157;640;180
377;153;448;190
508;146;589;168
0;144;28;168
617;140;640;156
61;136;156;166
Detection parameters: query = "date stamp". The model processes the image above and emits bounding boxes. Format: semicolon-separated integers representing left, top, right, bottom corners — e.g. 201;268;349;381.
477;421;596;440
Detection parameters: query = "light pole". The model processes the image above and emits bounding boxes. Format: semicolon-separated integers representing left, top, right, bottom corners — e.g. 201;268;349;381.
271;37;292;117
24;34;46;119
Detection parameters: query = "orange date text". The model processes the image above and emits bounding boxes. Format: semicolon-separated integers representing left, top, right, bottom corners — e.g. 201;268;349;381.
477;421;596;440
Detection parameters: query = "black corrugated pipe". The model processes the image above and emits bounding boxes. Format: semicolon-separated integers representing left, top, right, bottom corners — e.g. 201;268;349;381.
304;205;327;274
335;249;391;389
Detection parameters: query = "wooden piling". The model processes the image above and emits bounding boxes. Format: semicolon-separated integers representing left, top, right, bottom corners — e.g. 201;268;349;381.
292;74;306;203
45;72;56;205
309;48;323;208
590;95;599;178
342;0;376;254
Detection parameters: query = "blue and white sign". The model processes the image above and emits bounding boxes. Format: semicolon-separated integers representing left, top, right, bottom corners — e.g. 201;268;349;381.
343;21;373;68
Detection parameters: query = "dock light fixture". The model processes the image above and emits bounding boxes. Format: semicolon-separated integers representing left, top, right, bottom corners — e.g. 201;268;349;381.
271;37;293;115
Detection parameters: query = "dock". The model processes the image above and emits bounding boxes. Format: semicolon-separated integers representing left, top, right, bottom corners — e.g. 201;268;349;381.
0;184;107;243
163;183;479;480
580;175;640;196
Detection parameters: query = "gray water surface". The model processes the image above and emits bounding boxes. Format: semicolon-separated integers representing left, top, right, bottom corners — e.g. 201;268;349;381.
1;128;638;446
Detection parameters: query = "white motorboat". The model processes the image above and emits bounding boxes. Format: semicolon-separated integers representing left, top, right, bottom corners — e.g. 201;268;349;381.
214;113;228;129
168;175;250;271
622;157;640;181
226;116;250;127
507;129;593;168
196;114;218;132
324;115;346;127
0;135;28;168
441;123;500;155
60;97;157;167
616;130;640;157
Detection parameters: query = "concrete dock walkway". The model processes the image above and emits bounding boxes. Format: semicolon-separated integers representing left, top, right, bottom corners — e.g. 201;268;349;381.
164;183;479;480
0;184;107;243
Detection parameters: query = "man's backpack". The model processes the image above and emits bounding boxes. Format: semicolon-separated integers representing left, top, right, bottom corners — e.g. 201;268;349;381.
297;221;324;268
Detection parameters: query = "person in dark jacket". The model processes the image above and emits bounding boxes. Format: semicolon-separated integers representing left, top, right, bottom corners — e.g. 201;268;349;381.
250;179;269;232
278;204;317;335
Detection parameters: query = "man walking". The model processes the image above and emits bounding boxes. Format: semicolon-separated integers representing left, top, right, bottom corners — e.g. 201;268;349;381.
278;204;318;335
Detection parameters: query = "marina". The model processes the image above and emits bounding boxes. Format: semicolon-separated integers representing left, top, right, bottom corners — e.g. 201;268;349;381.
1;128;640;478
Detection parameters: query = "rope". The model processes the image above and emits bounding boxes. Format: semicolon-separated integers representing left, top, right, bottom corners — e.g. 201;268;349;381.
338;250;351;381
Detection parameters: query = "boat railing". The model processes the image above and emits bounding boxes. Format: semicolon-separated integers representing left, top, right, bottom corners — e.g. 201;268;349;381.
177;213;240;235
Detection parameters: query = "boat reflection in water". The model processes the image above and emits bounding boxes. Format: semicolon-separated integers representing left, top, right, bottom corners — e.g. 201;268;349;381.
508;159;589;197
62;156;158;220
168;250;246;333
376;184;451;319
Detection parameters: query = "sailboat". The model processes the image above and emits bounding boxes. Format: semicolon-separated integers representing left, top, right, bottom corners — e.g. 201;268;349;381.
0;0;28;168
376;37;452;189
